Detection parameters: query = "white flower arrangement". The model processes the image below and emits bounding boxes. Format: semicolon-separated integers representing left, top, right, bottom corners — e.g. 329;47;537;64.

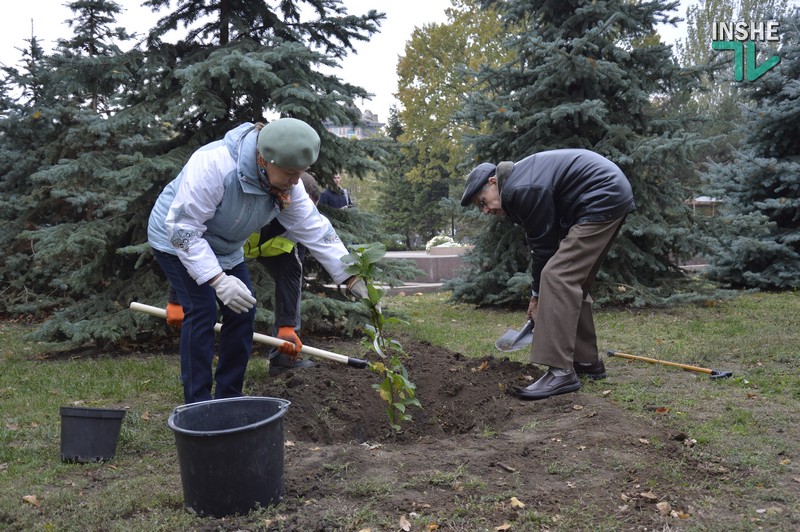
425;235;459;252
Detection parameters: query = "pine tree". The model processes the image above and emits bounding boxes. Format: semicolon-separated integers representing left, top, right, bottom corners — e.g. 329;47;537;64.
703;9;800;289
0;3;140;319
0;1;396;344
448;0;712;307
675;0;791;177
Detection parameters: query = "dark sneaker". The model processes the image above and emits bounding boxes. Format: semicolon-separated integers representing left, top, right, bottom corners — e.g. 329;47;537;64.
574;360;607;380
514;370;581;400
269;352;316;376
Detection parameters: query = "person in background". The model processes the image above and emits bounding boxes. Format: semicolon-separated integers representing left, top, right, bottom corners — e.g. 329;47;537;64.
242;172;321;375
460;149;635;400
318;173;354;209
148;118;368;404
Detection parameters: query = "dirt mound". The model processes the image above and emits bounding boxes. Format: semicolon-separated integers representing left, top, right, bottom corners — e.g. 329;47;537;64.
250;335;543;444
246;334;723;530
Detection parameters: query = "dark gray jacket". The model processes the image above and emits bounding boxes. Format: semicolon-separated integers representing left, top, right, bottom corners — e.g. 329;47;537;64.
496;149;635;292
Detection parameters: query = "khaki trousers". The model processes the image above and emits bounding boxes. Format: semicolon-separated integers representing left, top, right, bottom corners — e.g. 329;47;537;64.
530;217;626;369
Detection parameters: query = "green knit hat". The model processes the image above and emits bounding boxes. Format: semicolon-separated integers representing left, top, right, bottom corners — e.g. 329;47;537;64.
257;118;321;168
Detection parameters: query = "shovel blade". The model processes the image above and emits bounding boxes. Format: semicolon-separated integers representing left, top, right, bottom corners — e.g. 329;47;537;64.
494;321;534;352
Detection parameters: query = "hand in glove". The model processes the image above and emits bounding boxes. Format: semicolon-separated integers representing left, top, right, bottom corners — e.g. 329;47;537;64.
209;273;256;314
166;302;184;328
346;276;381;313
526;295;538;322
276;326;303;358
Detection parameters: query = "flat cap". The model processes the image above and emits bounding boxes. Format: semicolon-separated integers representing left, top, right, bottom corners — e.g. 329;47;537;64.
460;163;497;206
257;118;321;168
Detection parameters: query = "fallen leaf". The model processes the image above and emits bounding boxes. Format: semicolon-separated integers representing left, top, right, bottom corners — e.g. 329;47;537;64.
141;411;150;421
285;440;295;447
655;407;670;414
399;514;411;531
22;495;40;507
573;405;584;411
427;523;440;531
792;477;800;484
779;459;791;466
639;438;650;445
510;496;525;509
656;501;671;516
673;510;691;519
639;491;658;503
618;504;629;511
602;390;612;396
495;523;512;531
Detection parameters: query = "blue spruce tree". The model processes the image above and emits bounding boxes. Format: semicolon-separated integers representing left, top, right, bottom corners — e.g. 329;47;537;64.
449;0;710;307
704;9;800;289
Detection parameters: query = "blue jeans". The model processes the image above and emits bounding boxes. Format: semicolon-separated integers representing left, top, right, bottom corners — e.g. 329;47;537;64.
154;250;256;404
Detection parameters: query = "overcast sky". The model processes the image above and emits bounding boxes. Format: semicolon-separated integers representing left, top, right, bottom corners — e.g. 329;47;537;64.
1;1;690;123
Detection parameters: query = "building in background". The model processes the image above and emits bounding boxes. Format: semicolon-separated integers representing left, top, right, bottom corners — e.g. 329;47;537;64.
323;107;384;139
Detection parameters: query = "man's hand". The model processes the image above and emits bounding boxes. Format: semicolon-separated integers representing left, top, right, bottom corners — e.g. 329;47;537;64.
209;273;256;314
526;295;538;322
277;326;303;358
166;302;184;328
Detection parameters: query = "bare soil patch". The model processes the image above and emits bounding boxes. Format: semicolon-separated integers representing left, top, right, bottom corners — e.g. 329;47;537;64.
242;334;743;530
39;333;788;530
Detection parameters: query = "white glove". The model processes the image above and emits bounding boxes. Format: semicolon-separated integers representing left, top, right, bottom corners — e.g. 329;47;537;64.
210;273;256;314
346;277;381;313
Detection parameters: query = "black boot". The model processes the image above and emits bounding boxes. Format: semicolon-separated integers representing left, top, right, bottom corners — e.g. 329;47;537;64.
269;351;316;376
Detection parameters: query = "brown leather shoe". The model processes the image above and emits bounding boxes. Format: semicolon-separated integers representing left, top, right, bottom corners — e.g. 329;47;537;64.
574;360;607;380
514;370;580;400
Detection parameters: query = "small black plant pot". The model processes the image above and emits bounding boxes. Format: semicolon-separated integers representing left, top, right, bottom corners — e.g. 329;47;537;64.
59;406;126;463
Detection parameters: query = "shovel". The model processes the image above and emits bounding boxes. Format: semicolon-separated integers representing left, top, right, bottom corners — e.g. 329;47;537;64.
495;320;534;352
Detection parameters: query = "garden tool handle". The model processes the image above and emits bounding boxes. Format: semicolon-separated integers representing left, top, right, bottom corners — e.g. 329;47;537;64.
129;302;368;369
606;350;732;379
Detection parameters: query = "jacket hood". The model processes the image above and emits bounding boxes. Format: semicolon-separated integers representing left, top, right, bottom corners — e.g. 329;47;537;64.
223;123;264;195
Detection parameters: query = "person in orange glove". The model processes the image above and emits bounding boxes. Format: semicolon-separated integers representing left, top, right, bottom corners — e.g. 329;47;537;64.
247;172;322;375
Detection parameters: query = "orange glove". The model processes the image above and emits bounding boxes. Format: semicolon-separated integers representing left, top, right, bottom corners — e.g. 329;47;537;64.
277;326;303;358
166;302;184;328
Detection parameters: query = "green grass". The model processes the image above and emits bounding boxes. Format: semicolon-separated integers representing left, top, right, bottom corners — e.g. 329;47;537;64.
1;291;799;529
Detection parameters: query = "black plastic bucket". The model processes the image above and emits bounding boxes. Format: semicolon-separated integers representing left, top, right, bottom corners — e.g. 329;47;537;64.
168;396;290;517
60;406;126;463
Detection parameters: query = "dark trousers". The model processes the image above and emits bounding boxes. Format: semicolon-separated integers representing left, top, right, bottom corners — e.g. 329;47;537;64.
154;250;256;404
260;244;306;360
531;217;625;369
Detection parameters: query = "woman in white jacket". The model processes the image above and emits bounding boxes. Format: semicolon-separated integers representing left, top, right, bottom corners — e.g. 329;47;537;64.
148;118;366;404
